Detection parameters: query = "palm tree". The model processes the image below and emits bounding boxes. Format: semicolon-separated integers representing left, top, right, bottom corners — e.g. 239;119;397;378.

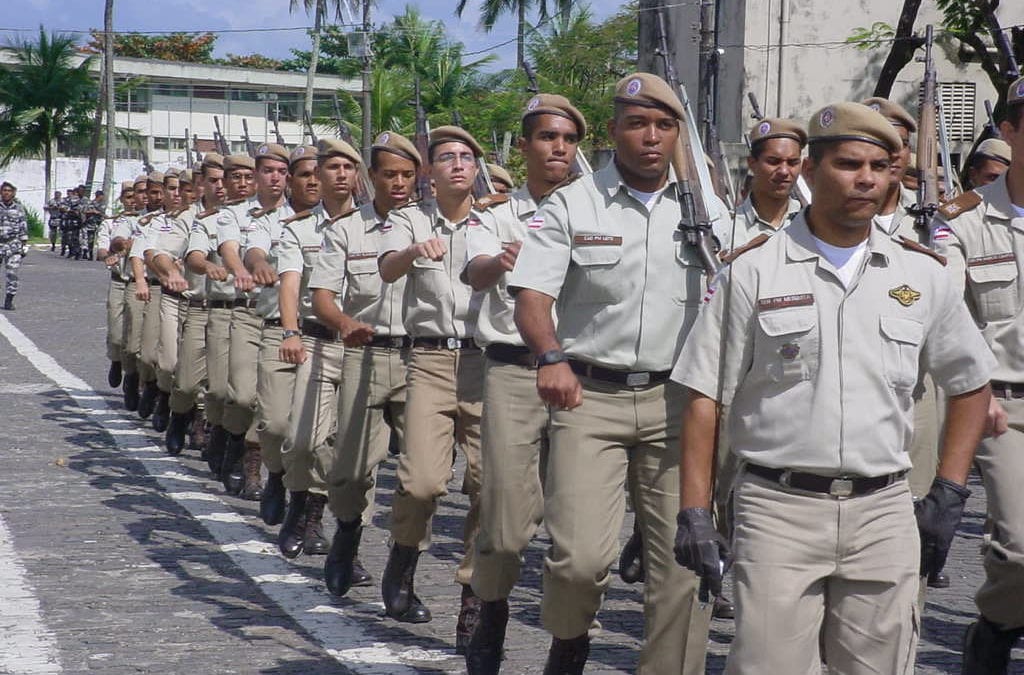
0;27;96;201
454;0;575;69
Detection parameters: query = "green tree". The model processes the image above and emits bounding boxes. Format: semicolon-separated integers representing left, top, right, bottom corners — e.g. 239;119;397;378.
86;30;217;62
289;0;361;132
454;0;576;69
0;28;97;200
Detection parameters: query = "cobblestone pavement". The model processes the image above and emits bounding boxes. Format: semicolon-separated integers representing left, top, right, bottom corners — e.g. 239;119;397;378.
0;248;1021;673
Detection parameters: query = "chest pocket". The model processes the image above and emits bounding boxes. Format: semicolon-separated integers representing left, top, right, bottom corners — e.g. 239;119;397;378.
756;307;819;385
879;316;923;392
569;244;623;304
966;260;1020;323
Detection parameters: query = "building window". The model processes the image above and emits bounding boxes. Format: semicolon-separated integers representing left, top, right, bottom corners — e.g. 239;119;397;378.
194;85;226;100
229;89;261;102
154;83;190;97
154;137;187;151
114;86;150;113
920;82;976;143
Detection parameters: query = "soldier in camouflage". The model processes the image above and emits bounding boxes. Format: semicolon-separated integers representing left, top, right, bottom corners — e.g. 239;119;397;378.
0;181;29;310
45;191;62;252
82;191;105;261
62;186;84;260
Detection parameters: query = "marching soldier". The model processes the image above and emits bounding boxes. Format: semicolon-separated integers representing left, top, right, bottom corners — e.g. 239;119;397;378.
462;93;586;670
312;131;419;597
0;181;28;311
225;154;257;201
507;73;713;674
113;175;151;409
965;137;1012;190
62;186;84;260
45;191;62;252
485;163;515;194
82;191;105;260
96;181;137;387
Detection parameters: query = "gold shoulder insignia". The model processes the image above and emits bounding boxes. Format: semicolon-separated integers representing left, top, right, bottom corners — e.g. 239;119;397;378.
325;206;360;225
474;193;511;211
196;207;220;220
937;191;981;220
282;209;314;224
247;206;266;218
723;233;771;264
541;173;582;200
169;207;188;218
897;236;947;266
224;198;246;206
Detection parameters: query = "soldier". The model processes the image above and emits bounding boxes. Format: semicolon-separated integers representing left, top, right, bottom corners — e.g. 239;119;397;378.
939;76;1024;673
485;163;515;194
965;137;1012;190
62;186;84;260
507;73;713;674
45;190;62;252
312;131;419;597
96;181;137;388
82;190;105;260
460;94;585;670
377;125;485;639
225;154;257;200
0;181;28;311
673;102;995;674
113;175;151;410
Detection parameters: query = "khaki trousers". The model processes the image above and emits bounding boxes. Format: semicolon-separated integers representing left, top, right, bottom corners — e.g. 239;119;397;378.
471;357;548;602
106;278;126;362
390;348;483;586
543;379;710;675
975;395;1024;630
204;306;232;427
727;474;920;675
156;293;182;394
171;304;207;414
282;335;343;494
327;345;407;525
255;327;296;474
906;375;940;499
121;286;146;375
223;307;261;436
139;285;162;384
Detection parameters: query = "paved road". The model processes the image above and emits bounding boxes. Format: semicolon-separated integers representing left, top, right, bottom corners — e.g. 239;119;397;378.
0;248;1020;674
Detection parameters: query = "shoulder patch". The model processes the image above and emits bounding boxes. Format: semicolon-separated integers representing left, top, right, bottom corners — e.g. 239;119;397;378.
138;211;162;226
722;233;770;264
224;198;246;206
937;191;982;220
325;206;360;225
282;209;314;224
196;207;220;220
247;206;268;218
169;207;188;218
897;236;947;266
541;173;582;200
474;193;511;211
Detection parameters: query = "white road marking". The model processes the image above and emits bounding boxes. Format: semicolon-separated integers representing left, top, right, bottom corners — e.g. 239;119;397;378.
0;314;450;673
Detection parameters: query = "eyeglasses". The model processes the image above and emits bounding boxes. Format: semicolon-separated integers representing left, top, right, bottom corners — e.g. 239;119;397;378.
434;151;475;166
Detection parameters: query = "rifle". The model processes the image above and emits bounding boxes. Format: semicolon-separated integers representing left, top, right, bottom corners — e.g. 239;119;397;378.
911;25;941;233
272;107;286;146
192;133;203;163
746;91;809;207
655;10;722;277
303;110;319;145
522;60;592;176
332;95;375;207
140;148;154;174
984;100;1002;139
213;116;231;155
185;127;195;166
451;109;496;198
412;78;434;212
936;94;956;198
984;8;1021;81
241;119;257;157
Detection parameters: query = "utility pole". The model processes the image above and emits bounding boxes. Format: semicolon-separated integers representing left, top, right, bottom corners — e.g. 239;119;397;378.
697;0;717;146
101;0;116;213
360;0;372;163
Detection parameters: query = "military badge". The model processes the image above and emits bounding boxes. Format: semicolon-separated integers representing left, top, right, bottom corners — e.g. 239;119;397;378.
888;284;921;307
779;342;800;360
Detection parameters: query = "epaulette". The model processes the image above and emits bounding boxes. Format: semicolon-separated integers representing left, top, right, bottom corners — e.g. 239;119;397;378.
898;235;947;266
195;207;220;220
224;198;246;206
937;191;981;220
722;233;770;264
282;209;314;225
474;193;510;211
138;210;163;226
396;200;421;210
248;206;270;218
168;207;189;218
104;211;136;220
540;172;582;200
325;206;360;225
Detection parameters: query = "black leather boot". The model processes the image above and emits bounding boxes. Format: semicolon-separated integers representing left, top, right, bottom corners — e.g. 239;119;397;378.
351;555;372;587
220;433;246;494
3;293;14;310
260;471;286;525
137;381;159;419
963;616;1023;675
713;594;735;620
542;635;589;675
238;444;263;501
122;371;140;411
204;425;227;476
188;411;207;451
456;584;482;655
466;598;509;675
303;494;329;555
164;410;191;456
618;525;644;584
381;543;431;623
325;520;363;597
151;391;170;432
278;491;308;559
107;361;122;388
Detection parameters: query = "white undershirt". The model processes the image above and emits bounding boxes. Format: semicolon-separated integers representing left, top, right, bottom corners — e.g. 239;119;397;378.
875;212;896;234
626;186;665;213
811;235;868;287
1012;203;1024;218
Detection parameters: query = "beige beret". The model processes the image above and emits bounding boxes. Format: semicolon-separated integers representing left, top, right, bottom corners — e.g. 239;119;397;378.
428;125;483;159
179;169;193;184
1008;75;1024;107
613;72;684;120
253;143;289;165
749;117;807;148
201;152;224;171
975;138;1012;165
522;93;587;138
120;180;135;192
289;144;319;169
147;171;165;185
808;102;902;154
133;174;149;186
861;97;917;133
487;163;515;188
315;138;361;165
224;154;256;171
372;131;422;167
164;167;181;179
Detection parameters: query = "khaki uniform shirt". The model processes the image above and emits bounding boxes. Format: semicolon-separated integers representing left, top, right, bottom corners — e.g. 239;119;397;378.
187;208;236;302
149;204;205;298
275;203;331;322
129;210;163;281
942;174;1024;383
508;160;707;371
380;202;479;339
216;197;294;304
672;213;995;477
464;186;537;347
242;201;297;320
309;203;407;337
726;195;801;250
99;215;131;282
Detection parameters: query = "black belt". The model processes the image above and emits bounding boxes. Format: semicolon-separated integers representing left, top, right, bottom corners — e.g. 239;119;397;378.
263;317;283;328
163;288;184;299
991;380;1024;399
568;359;670;388
301;319;339;342
412;336;479;351
208;299;235;309
485;343;534;368
110;270;123;282
233;297;258;309
187;297;207;309
745;463;907;498
367;335;412;349
147;278;161;287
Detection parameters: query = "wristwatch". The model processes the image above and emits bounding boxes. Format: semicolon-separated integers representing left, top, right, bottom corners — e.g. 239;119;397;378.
536;349;567;368
282;329;301;340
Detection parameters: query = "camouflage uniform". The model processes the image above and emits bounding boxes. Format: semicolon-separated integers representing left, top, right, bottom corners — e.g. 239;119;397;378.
45;197;61;250
0;198;28;296
61;193;83;259
82;198;103;260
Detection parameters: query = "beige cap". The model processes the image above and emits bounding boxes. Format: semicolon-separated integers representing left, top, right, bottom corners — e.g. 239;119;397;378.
487;163;514;188
429;125;483;159
861;97;917;133
224;154;256;171
749;118;807;148
253;143;290;165
315;138;361;165
613;72;684;120
289;144;319;169
164;167;181;179
133;174;149;186
1008;75;1024;107
975;138;1012;165
179;169;194;184
201;152;224;171
120;180;135;192
522;93;587;137
372;131;422;167
147;171;165;185
808;102;902;154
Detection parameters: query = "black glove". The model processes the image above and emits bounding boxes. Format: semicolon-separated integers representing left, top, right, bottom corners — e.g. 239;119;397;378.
914;477;970;578
674;507;729;601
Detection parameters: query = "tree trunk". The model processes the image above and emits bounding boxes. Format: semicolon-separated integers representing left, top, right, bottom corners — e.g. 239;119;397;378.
101;0;116;213
84;60;105;191
44;139;53;216
872;0;924;98
303;0;323;140
517;0;526;69
360;0;372;162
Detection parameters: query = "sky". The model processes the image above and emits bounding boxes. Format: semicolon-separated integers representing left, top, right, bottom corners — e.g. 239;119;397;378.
7;0;625;72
